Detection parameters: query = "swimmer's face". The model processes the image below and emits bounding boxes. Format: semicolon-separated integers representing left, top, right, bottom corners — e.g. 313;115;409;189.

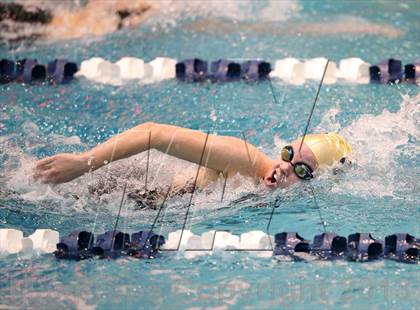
264;140;318;188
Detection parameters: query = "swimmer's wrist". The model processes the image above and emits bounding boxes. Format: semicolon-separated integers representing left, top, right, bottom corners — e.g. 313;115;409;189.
79;152;111;172
79;152;97;172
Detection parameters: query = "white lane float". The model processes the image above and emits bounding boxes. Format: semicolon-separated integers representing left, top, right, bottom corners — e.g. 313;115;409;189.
0;229;26;255
212;231;240;250
304;57;338;84
76;57;174;84
162;229;194;250
161;229;274;259
29;229;60;253
77;57;105;79
159;229;276;259
338;57;370;83
77;57;122;85
0;228;59;255
116;57;145;79
239;230;274;258
270;57;305;85
240;230;274;249
96;60;121;85
148;57;177;80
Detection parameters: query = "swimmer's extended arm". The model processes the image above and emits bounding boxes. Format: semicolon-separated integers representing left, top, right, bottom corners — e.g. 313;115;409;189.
34;122;272;183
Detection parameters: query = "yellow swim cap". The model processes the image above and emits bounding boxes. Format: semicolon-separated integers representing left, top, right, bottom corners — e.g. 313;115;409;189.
299;133;352;168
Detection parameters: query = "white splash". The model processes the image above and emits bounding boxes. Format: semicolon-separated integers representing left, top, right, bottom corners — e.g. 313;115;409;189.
316;93;420;198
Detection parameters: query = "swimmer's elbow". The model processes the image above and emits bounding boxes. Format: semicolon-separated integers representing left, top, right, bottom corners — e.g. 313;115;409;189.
135;121;158;129
132;121;159;135
146;121;163;150
131;121;161;150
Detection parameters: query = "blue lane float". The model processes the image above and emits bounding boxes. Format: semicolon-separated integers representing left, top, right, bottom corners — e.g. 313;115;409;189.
311;232;347;259
384;233;419;263
92;230;131;258
273;232;310;258
175;59;272;82
15;59;47;83
240;60;271;81
0;59;15;83
55;231;94;260
47;59;78;84
404;61;419;82
175;58;208;82
55;230;165;260
210;59;241;82
0;58;77;84
127;230;165;258
346;233;384;262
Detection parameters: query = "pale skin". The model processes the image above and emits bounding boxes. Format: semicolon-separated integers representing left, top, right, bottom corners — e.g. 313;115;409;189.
33;122;318;189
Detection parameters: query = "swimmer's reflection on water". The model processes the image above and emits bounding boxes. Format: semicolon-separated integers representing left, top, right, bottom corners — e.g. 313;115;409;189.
33;122;351;191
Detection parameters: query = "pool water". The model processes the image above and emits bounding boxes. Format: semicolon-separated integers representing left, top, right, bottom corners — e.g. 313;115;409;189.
1;1;419;309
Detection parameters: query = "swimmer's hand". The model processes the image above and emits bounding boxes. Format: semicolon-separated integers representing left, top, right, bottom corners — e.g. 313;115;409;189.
33;153;90;184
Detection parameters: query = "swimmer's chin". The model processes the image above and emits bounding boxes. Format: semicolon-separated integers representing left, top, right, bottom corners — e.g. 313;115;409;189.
264;180;290;189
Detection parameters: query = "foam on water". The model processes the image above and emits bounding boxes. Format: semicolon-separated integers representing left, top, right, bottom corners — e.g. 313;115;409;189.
148;0;300;25
314;93;419;198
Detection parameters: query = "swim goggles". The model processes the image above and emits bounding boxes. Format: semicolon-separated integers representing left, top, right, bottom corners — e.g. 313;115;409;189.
281;145;314;180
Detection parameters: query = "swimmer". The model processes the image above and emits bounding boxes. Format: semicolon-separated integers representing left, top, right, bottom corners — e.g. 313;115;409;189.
33;122;351;189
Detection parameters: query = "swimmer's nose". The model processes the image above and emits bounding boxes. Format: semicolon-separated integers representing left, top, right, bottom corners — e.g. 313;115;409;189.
279;162;292;176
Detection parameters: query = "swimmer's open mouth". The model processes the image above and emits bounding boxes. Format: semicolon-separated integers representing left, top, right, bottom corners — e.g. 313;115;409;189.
265;169;281;186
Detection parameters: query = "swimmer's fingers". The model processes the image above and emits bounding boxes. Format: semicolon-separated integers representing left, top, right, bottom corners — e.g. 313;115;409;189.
33;170;42;181
35;156;55;169
33;170;52;183
33;157;56;182
33;153;86;184
33;168;48;182
34;167;59;184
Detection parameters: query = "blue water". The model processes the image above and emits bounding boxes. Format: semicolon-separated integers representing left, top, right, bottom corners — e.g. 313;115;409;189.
1;1;419;309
